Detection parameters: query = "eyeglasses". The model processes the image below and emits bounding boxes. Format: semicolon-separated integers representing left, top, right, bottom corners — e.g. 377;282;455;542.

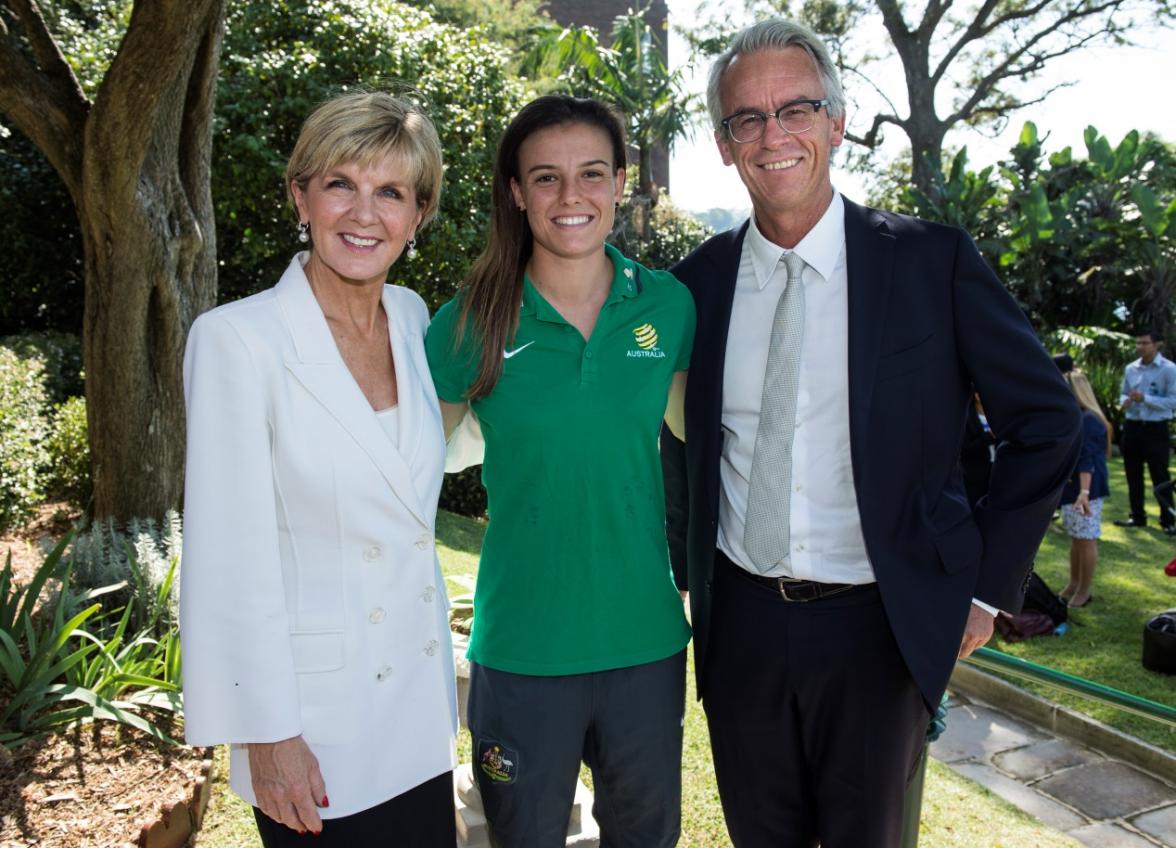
720;99;831;144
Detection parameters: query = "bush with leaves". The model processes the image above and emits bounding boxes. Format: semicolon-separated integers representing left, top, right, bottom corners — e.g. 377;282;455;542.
44;396;92;511
67;511;183;637
213;0;530;311
0;345;50;533
0;535;181;749
0;332;84;405
611;195;713;272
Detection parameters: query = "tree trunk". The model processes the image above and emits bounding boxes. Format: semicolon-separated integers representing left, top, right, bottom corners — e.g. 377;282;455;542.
80;183;217;522
1;0;224;521
638;142;658;214
79;1;224;522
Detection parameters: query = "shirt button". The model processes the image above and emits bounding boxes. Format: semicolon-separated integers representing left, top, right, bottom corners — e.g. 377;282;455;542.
797;544;806;551
376;665;393;682
424;640;439;657
585;350;594;359
369;607;386;624
422;586;436;603
363;544;382;561
794;485;802;492
415;534;431;551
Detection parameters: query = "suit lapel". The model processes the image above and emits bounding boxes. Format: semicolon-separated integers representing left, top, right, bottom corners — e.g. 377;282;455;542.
275;256;429;528
691;222;749;436
844;199;895;465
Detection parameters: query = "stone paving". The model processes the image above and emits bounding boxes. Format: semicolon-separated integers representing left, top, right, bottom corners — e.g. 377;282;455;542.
932;695;1176;847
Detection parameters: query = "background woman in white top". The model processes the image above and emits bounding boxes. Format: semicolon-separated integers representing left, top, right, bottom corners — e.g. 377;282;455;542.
180;91;457;846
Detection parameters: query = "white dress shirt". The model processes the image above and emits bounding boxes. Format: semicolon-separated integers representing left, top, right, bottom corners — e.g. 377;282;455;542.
718;192;875;584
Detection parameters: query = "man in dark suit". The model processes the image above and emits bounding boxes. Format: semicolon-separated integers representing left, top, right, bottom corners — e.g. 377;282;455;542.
661;19;1080;848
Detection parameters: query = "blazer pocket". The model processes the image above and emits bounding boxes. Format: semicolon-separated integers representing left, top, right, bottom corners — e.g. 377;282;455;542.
932;519;983;575
290;630;345;673
876;333;934;381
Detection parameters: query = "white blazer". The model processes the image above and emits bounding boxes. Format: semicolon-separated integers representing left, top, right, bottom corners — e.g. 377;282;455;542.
180;254;457;819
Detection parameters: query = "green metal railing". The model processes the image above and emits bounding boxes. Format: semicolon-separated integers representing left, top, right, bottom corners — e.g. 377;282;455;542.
964;647;1176;727
901;647;1176;846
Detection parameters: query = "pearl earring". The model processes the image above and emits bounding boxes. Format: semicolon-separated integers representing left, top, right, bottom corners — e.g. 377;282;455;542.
297;221;309;243
406;238;418;260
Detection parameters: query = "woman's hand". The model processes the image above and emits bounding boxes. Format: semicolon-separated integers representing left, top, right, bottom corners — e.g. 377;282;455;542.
1074;491;1092;517
248;736;327;834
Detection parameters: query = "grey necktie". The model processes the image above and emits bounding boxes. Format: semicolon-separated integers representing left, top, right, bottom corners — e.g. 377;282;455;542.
743;251;807;573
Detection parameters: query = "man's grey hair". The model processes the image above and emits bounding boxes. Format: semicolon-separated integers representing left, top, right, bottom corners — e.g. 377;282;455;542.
706;19;846;131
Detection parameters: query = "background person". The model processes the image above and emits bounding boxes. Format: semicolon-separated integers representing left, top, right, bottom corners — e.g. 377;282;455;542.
181;92;457;847
1115;330;1176;534
1060;370;1112;608
425;94;692;848
661;19;1079;847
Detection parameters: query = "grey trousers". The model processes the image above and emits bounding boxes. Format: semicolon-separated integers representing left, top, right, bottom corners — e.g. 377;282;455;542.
468;650;686;848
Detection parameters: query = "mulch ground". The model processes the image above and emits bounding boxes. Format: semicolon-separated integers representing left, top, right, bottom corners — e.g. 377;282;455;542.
1;506;207;848
0;723;207;848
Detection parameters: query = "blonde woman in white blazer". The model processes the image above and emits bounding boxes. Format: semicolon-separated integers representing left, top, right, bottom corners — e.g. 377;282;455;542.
181;92;457;846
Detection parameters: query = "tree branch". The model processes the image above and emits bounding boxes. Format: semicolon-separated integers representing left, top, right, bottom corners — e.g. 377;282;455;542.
845;111;905;150
0;0;88;199
945;27;1107;127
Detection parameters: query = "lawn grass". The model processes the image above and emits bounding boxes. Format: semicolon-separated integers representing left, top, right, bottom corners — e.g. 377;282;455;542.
195;508;1085;846
988;456;1176;751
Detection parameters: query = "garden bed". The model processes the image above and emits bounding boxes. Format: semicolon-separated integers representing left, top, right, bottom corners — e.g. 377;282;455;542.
0;722;211;848
2;505;203;848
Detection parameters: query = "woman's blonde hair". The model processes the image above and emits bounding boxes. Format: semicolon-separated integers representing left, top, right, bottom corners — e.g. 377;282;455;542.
1066;370;1113;457
286;91;443;228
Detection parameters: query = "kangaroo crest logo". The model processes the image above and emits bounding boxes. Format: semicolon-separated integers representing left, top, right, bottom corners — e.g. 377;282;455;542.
628;323;666;359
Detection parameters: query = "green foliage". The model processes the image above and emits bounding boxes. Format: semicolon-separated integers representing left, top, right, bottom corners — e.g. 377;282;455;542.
399;0;551;58
525;8;698;200
0;346;49;533
0;332;84;404
1043;325;1135;438
67;512;183;637
611;196;713;271
213;0;530;311
43;396;91;510
439;467;487;518
0;535;180;749
887;122;1176;338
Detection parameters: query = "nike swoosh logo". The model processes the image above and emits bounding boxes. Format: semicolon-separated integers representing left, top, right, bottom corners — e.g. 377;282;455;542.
503;341;535;359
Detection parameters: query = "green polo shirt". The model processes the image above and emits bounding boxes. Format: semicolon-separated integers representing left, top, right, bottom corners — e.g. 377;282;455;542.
425;244;694;675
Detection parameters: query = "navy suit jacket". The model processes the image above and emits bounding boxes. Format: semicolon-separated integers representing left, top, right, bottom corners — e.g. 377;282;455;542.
661;198;1080;709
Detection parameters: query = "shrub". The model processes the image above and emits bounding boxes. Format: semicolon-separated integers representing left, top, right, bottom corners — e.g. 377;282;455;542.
0;332;84;404
440;467;487;518
67;511;182;636
0;535;181;749
43;396;91;510
0;345;49;533
610;195;713;271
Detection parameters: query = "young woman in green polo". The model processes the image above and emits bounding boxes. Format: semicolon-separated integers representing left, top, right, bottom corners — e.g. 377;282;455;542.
425;95;694;847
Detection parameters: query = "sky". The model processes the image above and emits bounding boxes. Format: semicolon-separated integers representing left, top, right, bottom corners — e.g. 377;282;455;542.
665;1;1176;213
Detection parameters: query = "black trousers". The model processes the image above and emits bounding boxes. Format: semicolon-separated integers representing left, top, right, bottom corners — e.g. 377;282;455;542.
253;770;455;847
468;651;685;848
703;552;929;848
1122;420;1174;526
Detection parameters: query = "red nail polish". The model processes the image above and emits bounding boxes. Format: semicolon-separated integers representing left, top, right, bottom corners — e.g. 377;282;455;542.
314;831;322;838
321;794;330;807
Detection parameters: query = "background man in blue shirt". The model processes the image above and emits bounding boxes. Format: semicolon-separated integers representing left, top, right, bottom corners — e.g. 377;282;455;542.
1115;330;1176;534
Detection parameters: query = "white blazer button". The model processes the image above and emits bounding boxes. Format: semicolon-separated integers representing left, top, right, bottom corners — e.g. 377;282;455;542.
363;544;382;561
369;607;386;623
424;640;439;657
415;534;431;550
422;586;436;603
376;665;392;682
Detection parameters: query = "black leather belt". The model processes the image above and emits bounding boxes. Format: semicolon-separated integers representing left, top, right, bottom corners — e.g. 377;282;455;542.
719;551;864;603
